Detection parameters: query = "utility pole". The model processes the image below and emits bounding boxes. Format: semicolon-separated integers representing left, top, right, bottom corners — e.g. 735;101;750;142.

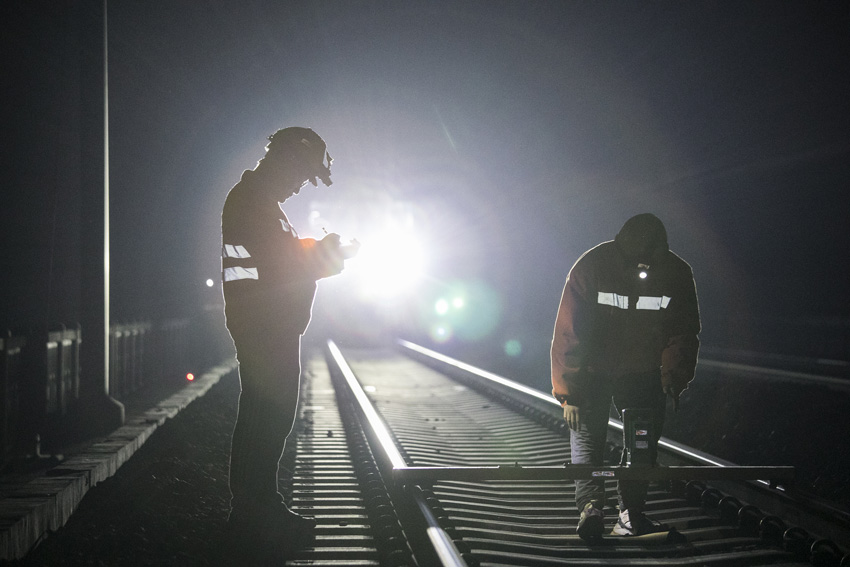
78;0;124;433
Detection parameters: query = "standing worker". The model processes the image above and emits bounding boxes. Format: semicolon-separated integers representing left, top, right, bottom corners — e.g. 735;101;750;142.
221;127;358;550
551;213;700;539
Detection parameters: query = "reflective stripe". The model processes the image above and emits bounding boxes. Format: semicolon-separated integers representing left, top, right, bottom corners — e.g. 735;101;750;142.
598;293;672;310
598;292;629;309
223;244;251;259
636;296;671;310
223;266;258;282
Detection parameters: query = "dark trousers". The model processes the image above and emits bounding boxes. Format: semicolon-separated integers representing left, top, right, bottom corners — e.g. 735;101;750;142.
570;369;666;514
225;301;303;511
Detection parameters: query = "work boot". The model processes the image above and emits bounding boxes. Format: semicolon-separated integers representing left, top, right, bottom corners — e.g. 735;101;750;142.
611;509;658;536
227;502;316;550
267;503;317;535
576;502;605;540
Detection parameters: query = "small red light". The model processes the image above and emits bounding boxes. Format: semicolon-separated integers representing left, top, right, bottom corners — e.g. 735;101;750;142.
186;373;195;381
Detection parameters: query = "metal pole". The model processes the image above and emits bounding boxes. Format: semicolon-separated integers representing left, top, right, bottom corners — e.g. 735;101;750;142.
75;0;123;433
103;0;110;396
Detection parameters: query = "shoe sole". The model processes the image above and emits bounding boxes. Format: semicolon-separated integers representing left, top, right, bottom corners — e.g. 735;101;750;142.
577;514;605;540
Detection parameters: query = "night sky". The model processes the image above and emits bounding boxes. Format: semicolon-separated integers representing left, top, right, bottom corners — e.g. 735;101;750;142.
105;1;850;382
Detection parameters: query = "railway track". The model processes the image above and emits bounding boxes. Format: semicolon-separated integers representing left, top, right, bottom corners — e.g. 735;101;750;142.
283;340;849;566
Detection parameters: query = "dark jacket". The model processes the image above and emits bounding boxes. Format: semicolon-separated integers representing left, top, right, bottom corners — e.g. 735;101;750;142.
221;170;329;335
551;214;700;405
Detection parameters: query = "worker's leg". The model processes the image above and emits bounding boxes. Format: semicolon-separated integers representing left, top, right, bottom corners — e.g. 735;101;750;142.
228;330;302;512
570;380;614;512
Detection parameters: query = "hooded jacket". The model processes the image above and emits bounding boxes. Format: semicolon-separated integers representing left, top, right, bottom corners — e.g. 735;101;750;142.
551;214;700;405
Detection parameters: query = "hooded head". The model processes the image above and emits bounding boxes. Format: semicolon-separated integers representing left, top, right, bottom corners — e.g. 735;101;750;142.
614;213;669;265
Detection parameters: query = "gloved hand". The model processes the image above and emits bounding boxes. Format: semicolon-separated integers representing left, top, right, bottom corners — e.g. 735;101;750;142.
563;404;581;431
663;385;680;412
316;233;345;277
339;238;361;259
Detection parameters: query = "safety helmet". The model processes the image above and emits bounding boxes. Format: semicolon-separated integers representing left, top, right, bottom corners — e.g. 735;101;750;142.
265;127;333;186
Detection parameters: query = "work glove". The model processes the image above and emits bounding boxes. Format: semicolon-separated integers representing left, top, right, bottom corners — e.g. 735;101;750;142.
315;233;345;277
563;404;581;431
339;238;361;259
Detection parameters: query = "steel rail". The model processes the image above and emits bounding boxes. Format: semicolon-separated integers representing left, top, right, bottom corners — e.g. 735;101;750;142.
327;340;407;470
326;340;468;567
395;464;793;483
409;485;469;567
327;341;847;566
397;339;793;485
698;358;850;392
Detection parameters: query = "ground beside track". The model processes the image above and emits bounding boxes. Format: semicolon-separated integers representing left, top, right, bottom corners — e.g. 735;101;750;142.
16;368;239;566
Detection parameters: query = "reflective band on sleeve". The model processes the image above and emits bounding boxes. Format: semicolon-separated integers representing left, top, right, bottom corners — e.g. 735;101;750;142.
598;292;629;309
223;244;251;259
223;266;259;282
636;296;672;310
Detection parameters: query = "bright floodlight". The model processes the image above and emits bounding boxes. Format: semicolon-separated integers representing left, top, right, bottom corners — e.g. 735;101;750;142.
205;278;215;287
352;232;426;298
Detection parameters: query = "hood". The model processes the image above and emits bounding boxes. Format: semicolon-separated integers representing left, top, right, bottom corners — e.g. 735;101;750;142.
614;213;669;264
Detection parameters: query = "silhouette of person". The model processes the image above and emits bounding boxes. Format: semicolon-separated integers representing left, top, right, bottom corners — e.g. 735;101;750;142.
551;213;700;539
221;127;358;548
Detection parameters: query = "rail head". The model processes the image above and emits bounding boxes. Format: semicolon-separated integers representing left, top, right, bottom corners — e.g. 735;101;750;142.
326;340;407;469
326;340;469;567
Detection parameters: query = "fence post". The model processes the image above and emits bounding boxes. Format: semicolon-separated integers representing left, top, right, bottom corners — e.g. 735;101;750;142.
1;333;27;466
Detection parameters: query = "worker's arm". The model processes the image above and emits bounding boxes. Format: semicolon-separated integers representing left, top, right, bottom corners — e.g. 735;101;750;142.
661;265;701;401
552;257;593;427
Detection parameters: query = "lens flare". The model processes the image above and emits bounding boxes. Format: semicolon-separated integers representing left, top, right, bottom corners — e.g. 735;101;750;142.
429;324;453;343
435;298;449;315
504;339;522;357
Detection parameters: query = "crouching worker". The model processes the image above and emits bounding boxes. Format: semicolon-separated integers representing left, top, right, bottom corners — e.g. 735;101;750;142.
221;127;359;551
550;213;700;539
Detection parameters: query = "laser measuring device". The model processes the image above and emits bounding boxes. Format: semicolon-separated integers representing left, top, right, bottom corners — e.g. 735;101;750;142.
621;408;655;467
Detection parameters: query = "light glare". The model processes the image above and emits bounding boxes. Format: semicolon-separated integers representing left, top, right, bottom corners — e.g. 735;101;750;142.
351;233;426;298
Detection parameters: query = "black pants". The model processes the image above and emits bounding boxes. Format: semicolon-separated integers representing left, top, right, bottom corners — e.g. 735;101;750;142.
225;300;303;511
570;369;667;514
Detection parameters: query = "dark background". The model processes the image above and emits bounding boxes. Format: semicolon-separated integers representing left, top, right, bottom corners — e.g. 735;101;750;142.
3;2;849;386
